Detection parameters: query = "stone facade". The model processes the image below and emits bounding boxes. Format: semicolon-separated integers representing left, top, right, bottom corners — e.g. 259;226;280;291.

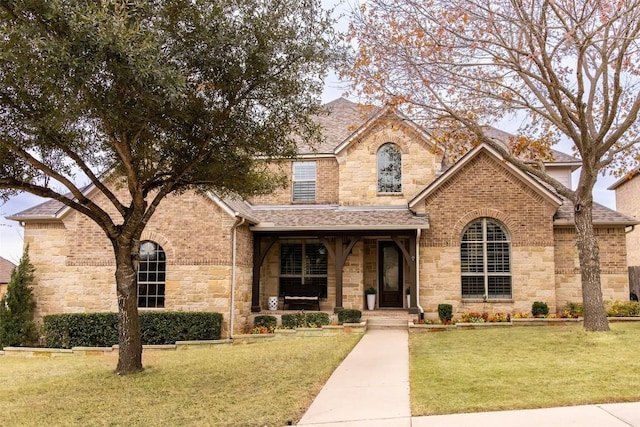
11;98;635;335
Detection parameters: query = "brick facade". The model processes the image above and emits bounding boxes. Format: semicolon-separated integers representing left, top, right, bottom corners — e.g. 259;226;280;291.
13;98;633;334
614;173;640;266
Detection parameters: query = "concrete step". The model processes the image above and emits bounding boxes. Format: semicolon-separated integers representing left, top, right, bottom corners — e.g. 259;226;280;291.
364;315;411;330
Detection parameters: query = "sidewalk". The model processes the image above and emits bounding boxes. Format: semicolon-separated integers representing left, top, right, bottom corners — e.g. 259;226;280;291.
297;329;640;426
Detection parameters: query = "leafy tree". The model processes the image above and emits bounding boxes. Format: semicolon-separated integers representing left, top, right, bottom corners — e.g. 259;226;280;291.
0;246;38;348
346;0;640;331
0;0;337;373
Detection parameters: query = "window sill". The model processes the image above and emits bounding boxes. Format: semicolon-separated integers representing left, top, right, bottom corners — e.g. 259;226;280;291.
462;299;513;303
377;192;403;197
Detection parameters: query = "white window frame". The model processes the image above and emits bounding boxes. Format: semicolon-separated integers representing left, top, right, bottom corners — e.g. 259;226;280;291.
461;218;512;300
292;161;316;202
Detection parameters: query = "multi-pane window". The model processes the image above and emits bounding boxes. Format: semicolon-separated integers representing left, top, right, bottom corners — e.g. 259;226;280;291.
378;143;402;193
461;218;512;299
279;240;327;297
292;161;316;202
138;240;166;308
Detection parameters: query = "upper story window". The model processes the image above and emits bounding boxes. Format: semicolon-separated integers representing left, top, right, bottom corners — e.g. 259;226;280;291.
378;143;402;193
461;218;512;300
292;161;316;202
138;240;166;308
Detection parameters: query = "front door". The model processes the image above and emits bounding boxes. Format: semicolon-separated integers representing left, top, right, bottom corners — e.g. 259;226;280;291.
378;241;403;307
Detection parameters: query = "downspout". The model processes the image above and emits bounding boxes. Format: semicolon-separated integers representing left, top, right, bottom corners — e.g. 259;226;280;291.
416;228;424;317
229;216;246;340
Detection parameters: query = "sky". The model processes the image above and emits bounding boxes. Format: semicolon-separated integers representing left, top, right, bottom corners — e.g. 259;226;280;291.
0;1;622;264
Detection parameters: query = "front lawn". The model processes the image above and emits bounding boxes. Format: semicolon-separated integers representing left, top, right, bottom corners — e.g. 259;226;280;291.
410;322;640;415
0;335;361;426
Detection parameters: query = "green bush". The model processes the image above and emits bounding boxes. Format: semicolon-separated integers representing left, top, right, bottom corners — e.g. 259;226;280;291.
43;311;222;348
337;309;362;324
563;302;583;318
0;247;39;348
254;315;277;329
532;301;549;318
437;304;453;322
606;301;640;317
281;312;330;328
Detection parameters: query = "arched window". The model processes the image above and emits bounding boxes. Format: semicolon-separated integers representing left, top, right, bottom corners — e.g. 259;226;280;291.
138;240;166;308
461;218;511;299
377;143;402;193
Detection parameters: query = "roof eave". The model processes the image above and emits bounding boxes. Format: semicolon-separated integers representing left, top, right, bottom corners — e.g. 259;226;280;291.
250;224;430;232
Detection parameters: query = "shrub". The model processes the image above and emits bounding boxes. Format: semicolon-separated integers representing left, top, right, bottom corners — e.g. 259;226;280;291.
437;304;453;323
254;315;277;330
606;301;640;317
43;311;222;348
532;301;549;318
0;247;39;348
281;312;330;328
337;309;362;324
562;302;583;318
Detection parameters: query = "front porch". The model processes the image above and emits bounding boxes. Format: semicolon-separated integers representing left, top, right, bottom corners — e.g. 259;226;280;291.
250;230;423;315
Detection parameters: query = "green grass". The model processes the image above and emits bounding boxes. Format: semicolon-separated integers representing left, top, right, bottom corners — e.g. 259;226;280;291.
410;323;640;415
0;335;361;427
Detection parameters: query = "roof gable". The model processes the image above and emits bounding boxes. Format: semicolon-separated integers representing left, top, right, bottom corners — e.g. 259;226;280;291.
409;143;563;209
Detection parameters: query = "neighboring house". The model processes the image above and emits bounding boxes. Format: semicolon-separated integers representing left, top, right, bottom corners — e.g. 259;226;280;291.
0;256;16;299
6;98;637;334
609;169;640;298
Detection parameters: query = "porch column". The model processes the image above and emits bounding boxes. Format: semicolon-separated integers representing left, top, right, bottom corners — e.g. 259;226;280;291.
334;235;344;312
251;235;262;312
251;235;277;312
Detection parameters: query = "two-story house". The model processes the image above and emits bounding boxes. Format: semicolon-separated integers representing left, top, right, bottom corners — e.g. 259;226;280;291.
7;98;636;334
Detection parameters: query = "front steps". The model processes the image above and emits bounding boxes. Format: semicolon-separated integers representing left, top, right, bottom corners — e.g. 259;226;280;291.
363;310;415;330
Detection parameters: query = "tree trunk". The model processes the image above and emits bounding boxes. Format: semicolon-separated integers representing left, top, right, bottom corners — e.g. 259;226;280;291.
114;242;143;374
574;196;610;332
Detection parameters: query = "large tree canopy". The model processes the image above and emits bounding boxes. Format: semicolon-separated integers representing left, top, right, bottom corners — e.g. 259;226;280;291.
0;0;337;373
347;0;640;331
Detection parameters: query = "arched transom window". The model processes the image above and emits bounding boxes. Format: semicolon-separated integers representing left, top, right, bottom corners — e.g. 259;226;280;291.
461;218;512;300
138;240;166;308
377;143;402;193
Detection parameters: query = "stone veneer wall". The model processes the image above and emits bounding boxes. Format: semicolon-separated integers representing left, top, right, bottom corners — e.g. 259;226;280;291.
614;174;640;266
337;119;438;206
416;151;559;315
22;190;255;335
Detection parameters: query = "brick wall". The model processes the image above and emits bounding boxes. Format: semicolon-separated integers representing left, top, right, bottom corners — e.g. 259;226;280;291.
22;190;254;334
415;151;559;314
615;174;640;266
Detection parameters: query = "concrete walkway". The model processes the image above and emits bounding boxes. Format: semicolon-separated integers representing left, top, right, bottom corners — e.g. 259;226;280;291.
297;329;640;426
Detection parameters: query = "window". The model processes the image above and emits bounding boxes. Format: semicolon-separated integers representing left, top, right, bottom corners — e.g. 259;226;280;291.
378;143;402;193
292;161;316;201
461;218;511;299
138;241;166;308
279;240;327;297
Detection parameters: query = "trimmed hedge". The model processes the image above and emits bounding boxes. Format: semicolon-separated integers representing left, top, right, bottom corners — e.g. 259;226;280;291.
337;309;362;324
254;315;277;329
281;312;330;329
43;311;222;348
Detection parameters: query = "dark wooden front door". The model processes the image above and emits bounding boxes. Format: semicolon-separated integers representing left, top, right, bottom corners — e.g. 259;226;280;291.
378;241;403;307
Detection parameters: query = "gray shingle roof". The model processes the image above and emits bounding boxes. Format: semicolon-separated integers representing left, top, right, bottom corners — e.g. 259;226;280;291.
6;198;65;220
554;199;638;225
249;205;429;231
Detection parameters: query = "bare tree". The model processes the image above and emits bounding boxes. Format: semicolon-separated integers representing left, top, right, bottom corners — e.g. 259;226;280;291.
346;0;640;331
